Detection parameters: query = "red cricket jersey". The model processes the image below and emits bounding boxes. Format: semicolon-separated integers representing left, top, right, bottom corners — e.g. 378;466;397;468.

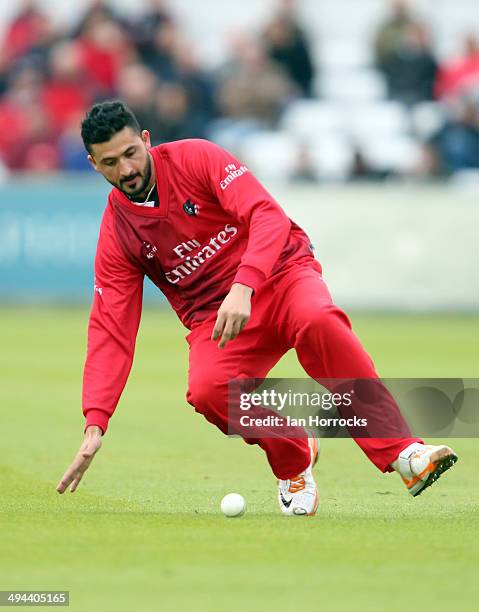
83;139;314;433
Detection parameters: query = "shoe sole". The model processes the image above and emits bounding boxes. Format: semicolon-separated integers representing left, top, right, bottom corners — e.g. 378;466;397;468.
413;447;458;497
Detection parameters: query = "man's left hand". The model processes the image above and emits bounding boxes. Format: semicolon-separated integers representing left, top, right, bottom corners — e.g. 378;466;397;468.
212;283;253;349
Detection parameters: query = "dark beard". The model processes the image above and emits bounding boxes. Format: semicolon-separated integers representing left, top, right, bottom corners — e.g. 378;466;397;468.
111;155;153;200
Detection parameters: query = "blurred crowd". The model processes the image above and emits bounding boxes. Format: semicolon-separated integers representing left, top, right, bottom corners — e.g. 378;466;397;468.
0;0;313;174
374;0;479;178
0;0;478;179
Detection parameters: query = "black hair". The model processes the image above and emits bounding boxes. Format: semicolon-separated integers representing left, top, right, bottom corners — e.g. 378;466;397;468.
81;100;141;154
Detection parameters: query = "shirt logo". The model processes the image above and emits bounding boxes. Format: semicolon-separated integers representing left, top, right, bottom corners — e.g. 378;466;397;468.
142;242;158;259
183;199;199;216
220;163;249;190
165;223;238;285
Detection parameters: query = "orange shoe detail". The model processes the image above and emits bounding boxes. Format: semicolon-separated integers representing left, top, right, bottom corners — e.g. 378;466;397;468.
401;474;421;489
417;461;436;480
288;476;306;494
309;438;319;466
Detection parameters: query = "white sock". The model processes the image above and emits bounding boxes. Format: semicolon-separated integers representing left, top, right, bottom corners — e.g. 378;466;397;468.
390;442;425;474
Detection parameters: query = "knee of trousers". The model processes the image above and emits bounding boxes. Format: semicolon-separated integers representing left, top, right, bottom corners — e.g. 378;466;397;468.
186;377;228;421
295;304;352;342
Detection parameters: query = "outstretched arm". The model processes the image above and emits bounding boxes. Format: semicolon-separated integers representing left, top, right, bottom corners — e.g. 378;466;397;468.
56;205;144;492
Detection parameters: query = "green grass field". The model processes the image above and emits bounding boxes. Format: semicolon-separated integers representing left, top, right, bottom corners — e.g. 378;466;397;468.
1;307;478;611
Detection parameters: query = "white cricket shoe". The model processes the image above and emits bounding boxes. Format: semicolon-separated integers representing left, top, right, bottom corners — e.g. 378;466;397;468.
278;438;319;516
392;443;458;497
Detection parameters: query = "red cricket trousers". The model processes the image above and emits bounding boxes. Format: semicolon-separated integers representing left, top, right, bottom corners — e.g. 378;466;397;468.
186;257;421;480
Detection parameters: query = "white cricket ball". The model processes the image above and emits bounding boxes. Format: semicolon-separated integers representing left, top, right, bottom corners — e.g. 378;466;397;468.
220;493;247;517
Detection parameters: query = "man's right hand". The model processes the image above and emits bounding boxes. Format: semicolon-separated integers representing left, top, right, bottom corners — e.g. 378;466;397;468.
56;425;103;494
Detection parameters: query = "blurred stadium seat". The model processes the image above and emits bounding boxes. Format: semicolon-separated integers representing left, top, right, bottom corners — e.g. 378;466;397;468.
299;0;389;39
317;38;374;71
410;101;446;140
308;135;354;181
318;69;388;103
345;102;410;141
239;131;300;182
360;135;423;173
280;101;345;140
